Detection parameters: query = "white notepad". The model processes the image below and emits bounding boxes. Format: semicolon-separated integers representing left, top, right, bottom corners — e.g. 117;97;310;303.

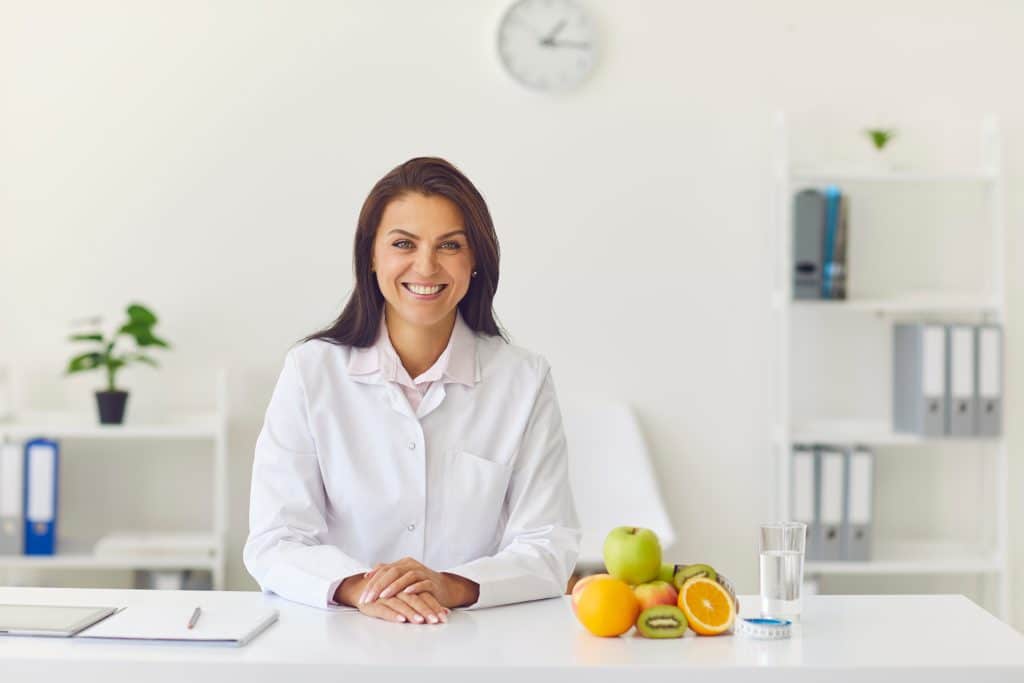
77;606;279;647
0;604;119;637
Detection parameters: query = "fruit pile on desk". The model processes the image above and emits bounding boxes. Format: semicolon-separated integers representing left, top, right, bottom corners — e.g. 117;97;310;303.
572;526;738;639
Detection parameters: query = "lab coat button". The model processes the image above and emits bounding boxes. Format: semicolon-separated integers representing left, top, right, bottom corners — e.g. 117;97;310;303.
407;523;416;532
408;441;416;450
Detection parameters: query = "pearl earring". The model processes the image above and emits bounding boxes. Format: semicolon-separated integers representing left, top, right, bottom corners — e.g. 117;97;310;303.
472;270;478;278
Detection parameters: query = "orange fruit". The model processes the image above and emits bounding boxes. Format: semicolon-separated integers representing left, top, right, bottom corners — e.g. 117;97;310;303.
677;577;736;636
571;573;611;615
575;576;640;637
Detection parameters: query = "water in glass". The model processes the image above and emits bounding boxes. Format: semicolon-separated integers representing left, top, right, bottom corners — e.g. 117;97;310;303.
759;549;803;619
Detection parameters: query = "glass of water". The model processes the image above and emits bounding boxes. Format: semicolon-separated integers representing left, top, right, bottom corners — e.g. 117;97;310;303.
759;522;807;621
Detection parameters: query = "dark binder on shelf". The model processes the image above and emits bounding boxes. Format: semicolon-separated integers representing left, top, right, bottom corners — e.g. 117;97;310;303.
947;325;976;437
792;189;826;300
893;323;947;437
1;441;24;554
843;446;874;561
23;438;59;555
975;325;1002;436
818;446;845;562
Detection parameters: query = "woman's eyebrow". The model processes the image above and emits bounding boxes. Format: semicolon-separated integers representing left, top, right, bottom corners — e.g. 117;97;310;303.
386;228;467;239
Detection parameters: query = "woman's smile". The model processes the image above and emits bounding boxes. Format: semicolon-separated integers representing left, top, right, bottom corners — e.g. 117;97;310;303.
402;282;448;299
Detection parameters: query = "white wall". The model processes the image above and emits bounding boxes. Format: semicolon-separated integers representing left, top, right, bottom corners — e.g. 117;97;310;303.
1;1;1020;626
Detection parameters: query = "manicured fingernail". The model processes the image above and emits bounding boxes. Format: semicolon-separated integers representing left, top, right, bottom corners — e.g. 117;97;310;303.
413;615;423;623
397;616;406;622
359;592;367;604
380;590;391;599
428;615;437;623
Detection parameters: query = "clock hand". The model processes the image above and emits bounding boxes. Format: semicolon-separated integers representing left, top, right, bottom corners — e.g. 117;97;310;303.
539;19;567;46
548;39;591;49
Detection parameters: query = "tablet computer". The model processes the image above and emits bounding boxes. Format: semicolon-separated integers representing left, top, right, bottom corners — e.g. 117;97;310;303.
0;604;120;637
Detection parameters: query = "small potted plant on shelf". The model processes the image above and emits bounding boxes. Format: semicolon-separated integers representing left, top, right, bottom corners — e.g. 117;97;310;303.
865;128;896;151
864;127;899;169
65;303;171;425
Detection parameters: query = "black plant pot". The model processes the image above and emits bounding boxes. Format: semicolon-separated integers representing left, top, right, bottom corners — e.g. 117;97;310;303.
96;390;129;425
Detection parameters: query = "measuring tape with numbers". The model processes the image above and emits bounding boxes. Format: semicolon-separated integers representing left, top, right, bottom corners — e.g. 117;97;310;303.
736;617;793;640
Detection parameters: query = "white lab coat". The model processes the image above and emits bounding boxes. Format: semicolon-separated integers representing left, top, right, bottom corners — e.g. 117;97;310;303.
243;327;581;610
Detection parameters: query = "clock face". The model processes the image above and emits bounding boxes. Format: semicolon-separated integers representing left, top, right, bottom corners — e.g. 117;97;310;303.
497;0;597;92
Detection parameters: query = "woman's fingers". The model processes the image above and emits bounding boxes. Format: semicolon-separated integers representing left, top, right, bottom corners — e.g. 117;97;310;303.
361;565;403;604
415;591;449;621
395;593;445;624
378;570;423;600
357;593;447;625
382;597;430;624
401;579;434;596
401;577;458;610
359;600;406;623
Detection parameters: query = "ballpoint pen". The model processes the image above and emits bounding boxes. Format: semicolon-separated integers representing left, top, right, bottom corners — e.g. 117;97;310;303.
188;606;201;630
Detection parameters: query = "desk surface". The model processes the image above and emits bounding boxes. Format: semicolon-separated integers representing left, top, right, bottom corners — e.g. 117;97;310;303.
1;587;1022;683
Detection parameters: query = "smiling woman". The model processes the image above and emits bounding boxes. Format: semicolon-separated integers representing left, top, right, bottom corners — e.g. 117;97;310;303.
302;158;504;349
243;157;581;626
369;194;479;376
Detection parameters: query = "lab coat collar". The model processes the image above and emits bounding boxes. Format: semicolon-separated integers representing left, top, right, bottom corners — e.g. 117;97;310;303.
346;310;480;386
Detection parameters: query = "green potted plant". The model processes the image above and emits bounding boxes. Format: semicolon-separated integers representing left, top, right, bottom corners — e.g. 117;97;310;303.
863;127;900;169
65;303;171;424
865;128;896;151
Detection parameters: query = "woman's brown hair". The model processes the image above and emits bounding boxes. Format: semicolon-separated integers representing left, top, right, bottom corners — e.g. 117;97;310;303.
301;157;506;347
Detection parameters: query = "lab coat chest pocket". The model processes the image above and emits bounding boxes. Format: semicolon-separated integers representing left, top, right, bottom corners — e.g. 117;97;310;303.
443;450;512;552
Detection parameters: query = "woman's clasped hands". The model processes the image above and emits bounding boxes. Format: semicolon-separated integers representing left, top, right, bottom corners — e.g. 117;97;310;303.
352;557;459;625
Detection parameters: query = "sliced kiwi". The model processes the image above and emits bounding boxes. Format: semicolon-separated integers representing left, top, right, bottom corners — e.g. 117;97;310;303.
635;605;688;638
672;563;717;591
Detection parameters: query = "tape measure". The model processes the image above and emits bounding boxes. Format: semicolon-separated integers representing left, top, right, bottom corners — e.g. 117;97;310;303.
736;617;792;640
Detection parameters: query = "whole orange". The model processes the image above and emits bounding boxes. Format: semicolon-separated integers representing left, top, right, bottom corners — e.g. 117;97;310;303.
571;573;611;615
575;576;640;637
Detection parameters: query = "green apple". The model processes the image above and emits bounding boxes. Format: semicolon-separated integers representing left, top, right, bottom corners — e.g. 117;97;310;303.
603;526;662;585
657;562;675;584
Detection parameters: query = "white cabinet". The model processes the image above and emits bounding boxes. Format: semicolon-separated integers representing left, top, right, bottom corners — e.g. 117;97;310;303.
771;113;1009;619
0;370;228;590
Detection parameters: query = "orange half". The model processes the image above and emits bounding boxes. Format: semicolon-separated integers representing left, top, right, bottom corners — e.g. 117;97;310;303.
678;577;736;636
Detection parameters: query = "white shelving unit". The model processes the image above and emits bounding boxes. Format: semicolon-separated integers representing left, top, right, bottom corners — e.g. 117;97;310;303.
771;112;1010;620
0;370;229;590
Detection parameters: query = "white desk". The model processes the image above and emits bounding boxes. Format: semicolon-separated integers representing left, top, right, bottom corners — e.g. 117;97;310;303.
1;587;1022;682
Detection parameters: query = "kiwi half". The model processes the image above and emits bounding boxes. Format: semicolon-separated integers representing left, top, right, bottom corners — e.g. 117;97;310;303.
635;605;688;638
672;563;717;591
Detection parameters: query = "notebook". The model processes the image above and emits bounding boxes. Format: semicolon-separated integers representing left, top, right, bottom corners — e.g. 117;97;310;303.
0;604;119;637
76;605;279;647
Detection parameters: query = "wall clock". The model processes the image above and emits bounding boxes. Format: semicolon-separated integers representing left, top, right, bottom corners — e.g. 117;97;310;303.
497;0;598;92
